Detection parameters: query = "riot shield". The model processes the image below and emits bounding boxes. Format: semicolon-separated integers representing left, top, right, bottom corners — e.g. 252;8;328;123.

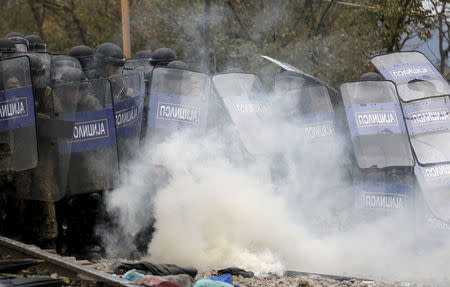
415;164;450;224
340;80;413;169
50;55;82;83
0;56;38;172
371;51;450;102
29;52;52;85
14;75;76;201
124;58;152;74
212;73;270;155
110;71;145;167
372;52;450;165
274;73;336;142
60;78;119;195
146;67;211;141
401;97;450;165
351;170;415;221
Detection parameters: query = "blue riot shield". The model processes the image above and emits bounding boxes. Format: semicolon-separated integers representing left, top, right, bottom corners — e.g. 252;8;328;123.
372;52;450;166
110;71;145;168
274;72;337;143
50;54;82;84
0;56;38;172
371;51;450;102
61;78;119;195
414;164;450;240
340;80;414;169
340;81;416;223
13;67;76;201
146;67;211;142
212;73;270;155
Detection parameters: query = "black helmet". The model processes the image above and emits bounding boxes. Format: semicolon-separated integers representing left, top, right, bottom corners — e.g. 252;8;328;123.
6;32;24;38
69;45;95;71
69;45;94;58
59;67;85;83
27;54;45;76
8;37;28;52
167;60;188;70
25;35;47;52
150;48;176;67
0;38;18;53
95;43;125;66
134;50;152;59
360;72;383;81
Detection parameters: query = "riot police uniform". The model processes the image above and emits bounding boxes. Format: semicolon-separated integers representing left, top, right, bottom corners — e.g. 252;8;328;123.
25;35;47;53
69;45;97;80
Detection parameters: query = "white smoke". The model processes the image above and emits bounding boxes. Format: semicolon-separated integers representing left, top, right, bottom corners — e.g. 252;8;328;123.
101;83;450;285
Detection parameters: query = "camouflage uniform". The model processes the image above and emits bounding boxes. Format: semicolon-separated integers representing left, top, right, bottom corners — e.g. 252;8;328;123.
14;86;62;246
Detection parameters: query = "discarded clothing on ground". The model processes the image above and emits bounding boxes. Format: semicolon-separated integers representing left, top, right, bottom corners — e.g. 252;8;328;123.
193;279;234;287
113;261;198;278
217;267;254;278
161;274;193;287
123;269;146;281
135;275;183;287
206;274;233;285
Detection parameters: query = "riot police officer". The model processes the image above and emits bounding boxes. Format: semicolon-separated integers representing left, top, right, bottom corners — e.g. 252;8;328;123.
95;43;125;78
149;48;176;67
69;45;97;80
0;38;18;60
25;35;47;53
6;34;28;52
167;60;188;69
5;32;24;38
11;54;64;248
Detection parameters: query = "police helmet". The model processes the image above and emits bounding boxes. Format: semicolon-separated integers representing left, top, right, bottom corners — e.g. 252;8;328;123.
0;38;17;58
60;67;85;83
25;35;47;53
69;45;95;69
360;72;383;81
134;50;152;59
95;43;125;66
8;37;28;52
150;48;176;67
6;32;24;38
167;60;188;70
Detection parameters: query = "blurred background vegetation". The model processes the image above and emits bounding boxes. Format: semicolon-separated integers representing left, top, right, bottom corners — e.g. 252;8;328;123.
0;0;448;87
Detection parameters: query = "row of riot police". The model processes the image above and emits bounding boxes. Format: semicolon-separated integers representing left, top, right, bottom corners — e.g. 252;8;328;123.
0;29;449;257
0;33;181;257
213;53;450;245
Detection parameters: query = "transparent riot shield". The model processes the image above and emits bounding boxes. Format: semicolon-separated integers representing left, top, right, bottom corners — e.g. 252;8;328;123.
50;54;82;83
372;52;450;166
414;164;450;240
59;79;119;195
212;73;270;155
351;168;415;222
110;71;145;168
401;97;450;165
146;67;211;142
0;56;38;172
340;80;414;169
274;73;336;143
13;75;76;201
30;52;52;85
124;58;152;74
371;51;450;102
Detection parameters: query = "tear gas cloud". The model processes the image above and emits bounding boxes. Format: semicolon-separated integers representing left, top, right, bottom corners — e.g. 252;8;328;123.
100;4;450;286
101;84;450;285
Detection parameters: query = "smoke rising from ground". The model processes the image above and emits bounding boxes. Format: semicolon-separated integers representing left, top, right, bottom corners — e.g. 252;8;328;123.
100;84;450;285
